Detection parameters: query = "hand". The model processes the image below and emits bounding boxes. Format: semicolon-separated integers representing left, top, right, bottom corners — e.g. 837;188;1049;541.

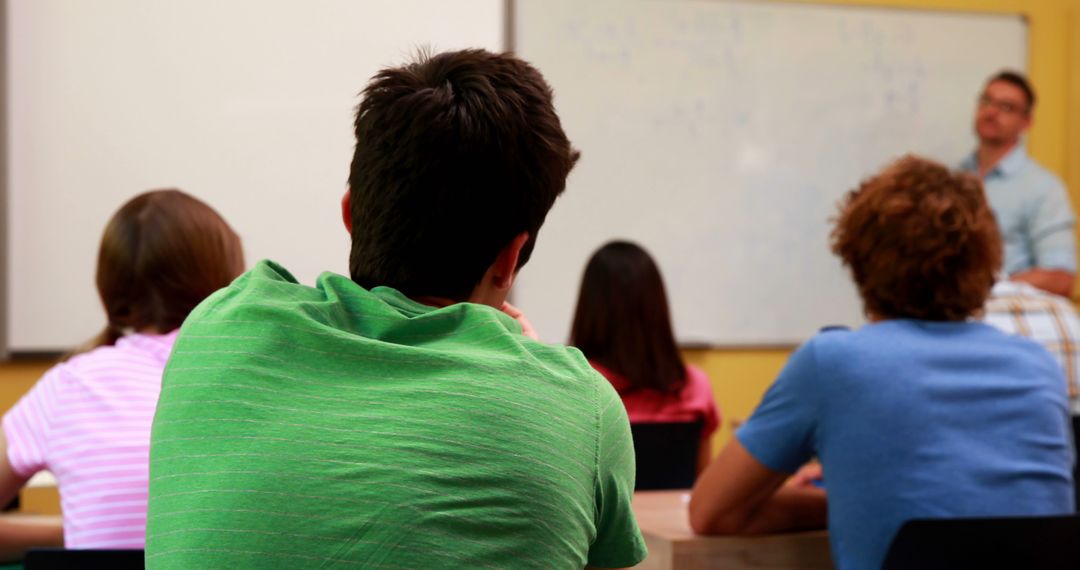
788;462;823;488
501;302;539;340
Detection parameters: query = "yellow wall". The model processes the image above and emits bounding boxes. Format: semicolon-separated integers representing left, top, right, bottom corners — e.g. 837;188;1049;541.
696;0;1080;455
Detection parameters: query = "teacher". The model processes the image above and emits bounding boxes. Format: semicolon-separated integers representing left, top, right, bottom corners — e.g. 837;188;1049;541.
959;70;1076;297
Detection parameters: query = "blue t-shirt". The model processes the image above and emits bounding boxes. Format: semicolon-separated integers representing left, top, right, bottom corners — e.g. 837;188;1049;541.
738;320;1074;570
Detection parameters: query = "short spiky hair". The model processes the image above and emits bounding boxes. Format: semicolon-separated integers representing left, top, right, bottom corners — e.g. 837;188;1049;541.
831;155;1002;321
347;49;579;300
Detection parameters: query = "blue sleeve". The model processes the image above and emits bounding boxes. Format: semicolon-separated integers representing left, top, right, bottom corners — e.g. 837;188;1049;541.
736;338;821;474
1029;178;1076;271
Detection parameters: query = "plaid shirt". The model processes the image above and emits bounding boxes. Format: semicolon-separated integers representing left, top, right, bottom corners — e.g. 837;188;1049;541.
983;280;1080;414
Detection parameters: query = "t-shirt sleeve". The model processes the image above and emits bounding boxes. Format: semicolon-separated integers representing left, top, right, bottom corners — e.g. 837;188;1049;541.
1029;178;1076;271
587;380;648;568
736;338;822;474
2;366;63;478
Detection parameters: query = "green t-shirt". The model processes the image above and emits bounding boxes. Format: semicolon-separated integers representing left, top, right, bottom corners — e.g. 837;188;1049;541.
146;261;646;569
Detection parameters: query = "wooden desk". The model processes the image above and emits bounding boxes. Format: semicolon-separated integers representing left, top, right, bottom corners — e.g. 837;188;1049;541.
632;491;833;570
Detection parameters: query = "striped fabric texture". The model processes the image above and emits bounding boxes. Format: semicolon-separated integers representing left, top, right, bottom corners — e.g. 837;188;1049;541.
984;280;1080;409
146;260;647;569
3;330;178;548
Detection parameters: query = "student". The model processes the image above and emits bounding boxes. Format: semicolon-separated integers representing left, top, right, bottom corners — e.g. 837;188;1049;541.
570;240;719;488
145;49;647;569
958;71;1075;296
983;278;1080;510
0;189;244;558
689;156;1074;570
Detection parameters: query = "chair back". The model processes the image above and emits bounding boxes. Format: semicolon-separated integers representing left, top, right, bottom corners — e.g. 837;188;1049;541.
629;421;702;490
24;548;144;569
882;515;1080;570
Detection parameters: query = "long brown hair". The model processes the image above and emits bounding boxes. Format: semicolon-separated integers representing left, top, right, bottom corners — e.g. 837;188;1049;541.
570;241;687;394
84;189;244;351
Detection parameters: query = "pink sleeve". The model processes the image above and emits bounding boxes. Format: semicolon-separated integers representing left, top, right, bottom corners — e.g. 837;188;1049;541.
687;365;721;440
2;366;63;478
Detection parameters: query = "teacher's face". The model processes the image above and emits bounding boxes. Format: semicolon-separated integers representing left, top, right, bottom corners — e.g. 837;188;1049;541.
974;80;1031;147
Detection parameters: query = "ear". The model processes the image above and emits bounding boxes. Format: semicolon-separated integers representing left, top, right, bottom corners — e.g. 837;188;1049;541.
492;232;530;290
341;189;352;233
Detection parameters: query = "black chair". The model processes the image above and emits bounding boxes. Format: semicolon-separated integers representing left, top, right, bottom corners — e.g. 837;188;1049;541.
882;515;1080;570
629;421;702;490
23;548;144;569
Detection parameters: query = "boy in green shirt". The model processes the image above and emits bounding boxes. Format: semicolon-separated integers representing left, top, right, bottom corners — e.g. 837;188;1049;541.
146;49;647;569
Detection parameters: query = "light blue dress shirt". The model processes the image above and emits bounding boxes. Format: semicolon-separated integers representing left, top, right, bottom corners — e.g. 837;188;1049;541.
959;146;1076;273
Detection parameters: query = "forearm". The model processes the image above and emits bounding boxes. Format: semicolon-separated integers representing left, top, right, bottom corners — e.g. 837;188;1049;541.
690;439;826;536
1010;269;1075;298
696;436;714;475
737;485;828;535
0;514;64;563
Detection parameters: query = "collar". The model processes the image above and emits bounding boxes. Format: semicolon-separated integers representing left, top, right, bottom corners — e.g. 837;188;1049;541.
994;144;1028;176
963;144;1028;178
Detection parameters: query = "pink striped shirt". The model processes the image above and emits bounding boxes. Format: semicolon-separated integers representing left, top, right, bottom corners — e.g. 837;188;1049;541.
3;331;177;548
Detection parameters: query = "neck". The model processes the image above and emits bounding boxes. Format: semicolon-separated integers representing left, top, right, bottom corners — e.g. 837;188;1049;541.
976;140;1018;178
409;295;458;309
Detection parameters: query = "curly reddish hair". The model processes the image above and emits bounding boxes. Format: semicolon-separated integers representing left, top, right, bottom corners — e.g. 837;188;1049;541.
831;155;1002;321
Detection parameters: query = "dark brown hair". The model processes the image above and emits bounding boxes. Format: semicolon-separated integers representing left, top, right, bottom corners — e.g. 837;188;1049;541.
347;49;579;300
988;70;1035;112
89;189;244;349
570;241;687;394
831;155;1001;322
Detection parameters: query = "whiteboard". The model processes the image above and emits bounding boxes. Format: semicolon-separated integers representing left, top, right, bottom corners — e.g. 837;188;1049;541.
512;0;1026;346
6;0;503;351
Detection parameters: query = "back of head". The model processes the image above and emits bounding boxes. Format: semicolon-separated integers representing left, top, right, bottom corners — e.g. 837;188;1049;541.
570;241;686;393
831;155;1002;321
94;189;245;347
347;49;579;300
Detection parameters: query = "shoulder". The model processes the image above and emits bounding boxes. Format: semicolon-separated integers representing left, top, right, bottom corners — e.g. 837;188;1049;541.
54;334;170;386
545;345;614;392
958;321;1063;377
683;364;714;395
1019;157;1068;194
988;322;1063;361
540;346;627;422
191;260;305;315
798;325;858;361
178;260;335;338
791;322;933;375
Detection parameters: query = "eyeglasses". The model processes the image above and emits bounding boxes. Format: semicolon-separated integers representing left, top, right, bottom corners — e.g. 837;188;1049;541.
978;95;1028;115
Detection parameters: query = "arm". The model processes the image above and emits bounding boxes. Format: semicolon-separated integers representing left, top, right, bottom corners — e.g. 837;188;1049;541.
586;382;648;569
696;433;713;475
1010;269;1075;298
0;431;28;509
0;432;63;562
1022;177;1075;297
689;438;826;535
0;514;64;563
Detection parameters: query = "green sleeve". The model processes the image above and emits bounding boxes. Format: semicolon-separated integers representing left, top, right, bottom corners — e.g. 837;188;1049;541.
587;381;648;568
